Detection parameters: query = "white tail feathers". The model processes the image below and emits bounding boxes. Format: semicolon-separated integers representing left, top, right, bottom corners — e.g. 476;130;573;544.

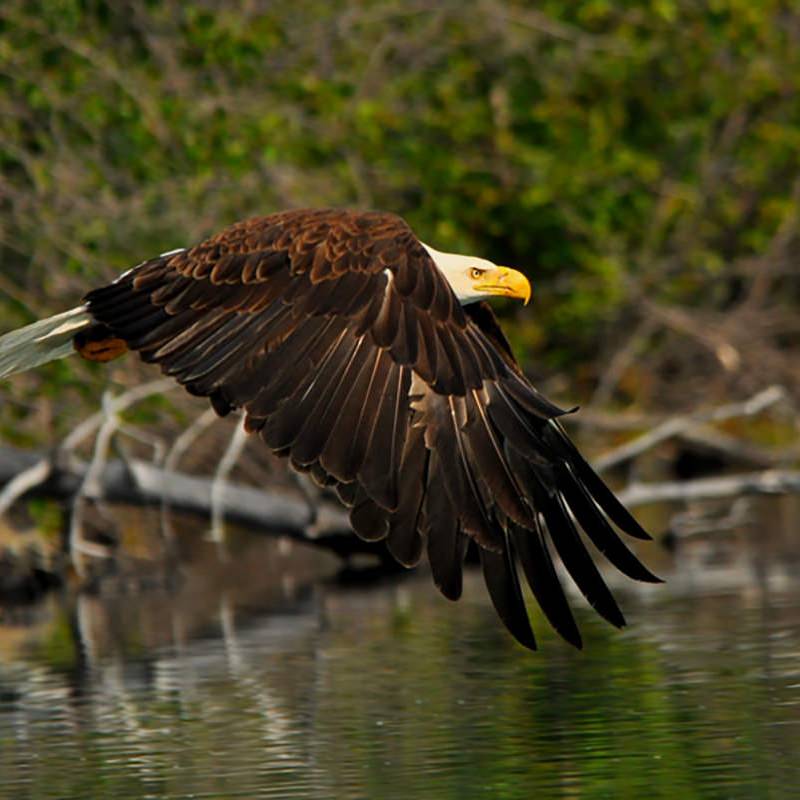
0;305;93;379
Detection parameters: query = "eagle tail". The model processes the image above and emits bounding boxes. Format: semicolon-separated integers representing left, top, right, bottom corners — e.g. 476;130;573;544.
0;305;93;379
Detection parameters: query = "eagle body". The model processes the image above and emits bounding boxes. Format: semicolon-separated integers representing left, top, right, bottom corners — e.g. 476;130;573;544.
0;208;659;649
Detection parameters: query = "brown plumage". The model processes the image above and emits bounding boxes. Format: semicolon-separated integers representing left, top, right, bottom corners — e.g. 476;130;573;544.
78;207;660;650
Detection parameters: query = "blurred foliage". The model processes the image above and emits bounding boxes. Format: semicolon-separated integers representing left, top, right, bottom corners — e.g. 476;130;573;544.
1;0;799;444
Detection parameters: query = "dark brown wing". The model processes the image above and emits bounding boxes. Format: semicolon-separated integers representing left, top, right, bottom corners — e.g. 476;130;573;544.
85;207;658;650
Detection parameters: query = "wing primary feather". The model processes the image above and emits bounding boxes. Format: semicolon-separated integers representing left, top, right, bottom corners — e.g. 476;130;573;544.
543;492;626;629
319;346;383;481
389;301;418;365
352;277;388;336
559;464;662;583
347;349;393;483
176;327;258;391
421;392;495;547
262;326;350;450
452;331;484;390
391;251;417;296
435;326;466;395
424;451;464;601
447;396;500;548
413;312;438;384
335;481;358;507
502;374;572;419
386;426;427;566
411;254;434;309
158;311;264;380
479;536;538;651
241;315;337;417
511;520;582;649
467;388;533;525
291;334;370;466
358;363;409;510
465;326;504;379
126;309;199;349
546;421;652;541
349;489;389;542
386;367;411;505
485;383;548;456
153;304;250;360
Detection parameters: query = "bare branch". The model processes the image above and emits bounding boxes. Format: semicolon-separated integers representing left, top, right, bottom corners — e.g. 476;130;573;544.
158;406;220;546
642;299;741;372
589;317;658;408
496;4;630;52
209;418;249;548
59;378;177;457
618;470;800;508
0;458;52;516
595;385;788;473
79;390;123;500
674;427;789;469
668;497;752;538
163;406;219;473
0;443;356;552
0;379;177;529
742;176;800;310
68;496;115;578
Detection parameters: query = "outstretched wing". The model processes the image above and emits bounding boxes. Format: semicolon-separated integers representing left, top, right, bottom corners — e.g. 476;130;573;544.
85;207;658;650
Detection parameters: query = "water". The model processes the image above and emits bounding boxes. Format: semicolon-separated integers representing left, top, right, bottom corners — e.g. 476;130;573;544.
1;499;799;799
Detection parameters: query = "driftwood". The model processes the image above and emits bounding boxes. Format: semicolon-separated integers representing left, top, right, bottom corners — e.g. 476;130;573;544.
618;470;800;508
0;378;177;516
0;443;360;554
0;379;797;580
1;436;798;549
594;385;789;473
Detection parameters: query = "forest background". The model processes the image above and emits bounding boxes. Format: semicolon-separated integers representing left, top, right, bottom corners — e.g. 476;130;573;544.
1;0;799;450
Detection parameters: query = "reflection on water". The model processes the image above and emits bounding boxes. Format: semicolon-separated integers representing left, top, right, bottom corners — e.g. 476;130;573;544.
1;498;799;799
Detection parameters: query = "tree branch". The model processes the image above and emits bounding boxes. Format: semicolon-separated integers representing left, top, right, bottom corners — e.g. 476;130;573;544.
595;385;789;473
0;444;358;554
618;470;800;508
0;378;176;516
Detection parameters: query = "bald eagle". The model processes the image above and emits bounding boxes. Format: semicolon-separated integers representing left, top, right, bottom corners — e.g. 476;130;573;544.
0;208;659;649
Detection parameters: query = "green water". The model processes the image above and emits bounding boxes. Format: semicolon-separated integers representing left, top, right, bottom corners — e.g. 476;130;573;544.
0;500;799;799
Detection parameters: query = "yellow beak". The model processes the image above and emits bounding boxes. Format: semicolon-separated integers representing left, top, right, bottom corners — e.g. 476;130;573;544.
472;266;532;305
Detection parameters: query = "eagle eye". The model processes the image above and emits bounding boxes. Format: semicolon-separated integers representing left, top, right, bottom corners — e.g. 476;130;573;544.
469;267;485;280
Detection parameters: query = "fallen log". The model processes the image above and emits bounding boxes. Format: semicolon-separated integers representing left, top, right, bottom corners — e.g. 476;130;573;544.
618;470;800;507
2;445;799;559
0;444;369;557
